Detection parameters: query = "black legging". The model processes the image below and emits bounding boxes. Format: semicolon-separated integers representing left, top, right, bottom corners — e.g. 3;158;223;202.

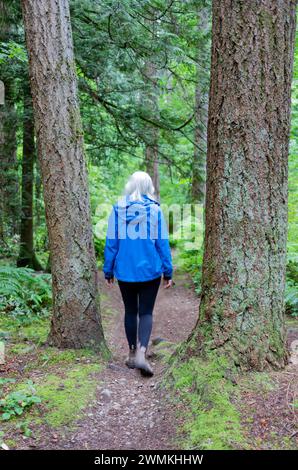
118;276;161;349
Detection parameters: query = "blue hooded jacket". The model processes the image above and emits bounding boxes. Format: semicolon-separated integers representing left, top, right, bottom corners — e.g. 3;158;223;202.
103;195;173;282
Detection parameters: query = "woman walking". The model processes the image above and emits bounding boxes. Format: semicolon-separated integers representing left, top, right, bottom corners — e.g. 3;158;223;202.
103;171;173;376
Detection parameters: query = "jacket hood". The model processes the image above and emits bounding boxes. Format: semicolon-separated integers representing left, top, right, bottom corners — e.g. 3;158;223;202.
114;194;160;224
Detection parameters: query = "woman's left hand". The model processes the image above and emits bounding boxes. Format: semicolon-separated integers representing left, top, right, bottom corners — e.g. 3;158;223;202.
163;279;173;289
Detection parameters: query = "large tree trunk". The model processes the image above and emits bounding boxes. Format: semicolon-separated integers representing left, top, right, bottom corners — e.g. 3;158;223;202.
0;83;19;245
21;0;107;353
188;0;297;370
0;1;19;242
0;81;19;241
17;82;43;270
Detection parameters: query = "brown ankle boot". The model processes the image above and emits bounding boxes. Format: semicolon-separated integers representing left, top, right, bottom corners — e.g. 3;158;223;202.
135;346;154;377
125;347;136;369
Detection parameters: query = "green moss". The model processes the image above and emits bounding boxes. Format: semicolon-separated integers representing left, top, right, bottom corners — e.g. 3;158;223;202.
4;438;17;448
35;347;97;366
166;354;246;450
258;9;274;33
0;317;49;345
238;371;277;394
285;316;298;327
13;362;102;428
19;321;49;344
153;341;176;362
95;340;111;361
8;343;36;355
268;328;285;359
35;363;101;427
69;106;84;143
0;345;103;431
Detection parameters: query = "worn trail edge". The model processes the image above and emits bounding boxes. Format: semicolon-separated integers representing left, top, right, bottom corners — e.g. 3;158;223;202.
57;271;199;450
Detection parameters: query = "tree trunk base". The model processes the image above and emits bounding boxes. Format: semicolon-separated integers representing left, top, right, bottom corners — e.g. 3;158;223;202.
17;254;43;271
184;320;289;372
47;329;110;357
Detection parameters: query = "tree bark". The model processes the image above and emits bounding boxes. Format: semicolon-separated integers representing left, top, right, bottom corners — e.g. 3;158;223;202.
0;80;19;241
21;0;107;353
0;1;20;242
188;0;297;370
17;82;43;270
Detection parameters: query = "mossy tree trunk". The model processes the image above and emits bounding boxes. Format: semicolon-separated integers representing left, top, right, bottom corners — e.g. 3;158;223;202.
17;82;43;270
188;0;297;370
0;82;19;242
21;0;108;353
0;0;20;242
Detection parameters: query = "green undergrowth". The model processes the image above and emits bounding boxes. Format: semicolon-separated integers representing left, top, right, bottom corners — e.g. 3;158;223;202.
0;266;52;322
163;342;297;450
100;291;120;332
164;353;246;450
30;362;102;427
173;245;204;295
152;341;177;362
0;312;105;446
0;351;103;445
0;314;50;345
1;360;102;438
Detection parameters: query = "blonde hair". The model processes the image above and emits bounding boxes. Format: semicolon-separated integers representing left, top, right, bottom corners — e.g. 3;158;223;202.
124;171;155;201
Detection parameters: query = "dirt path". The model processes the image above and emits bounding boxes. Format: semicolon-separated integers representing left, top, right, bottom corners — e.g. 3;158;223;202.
2;266;297;450
56;271;199;450
43;271;297;451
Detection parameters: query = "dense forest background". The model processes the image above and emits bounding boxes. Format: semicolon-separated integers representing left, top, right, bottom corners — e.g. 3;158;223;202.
0;0;297;315
0;0;297;452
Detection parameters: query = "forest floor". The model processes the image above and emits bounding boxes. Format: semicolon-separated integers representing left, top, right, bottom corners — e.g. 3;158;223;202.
0;266;297;450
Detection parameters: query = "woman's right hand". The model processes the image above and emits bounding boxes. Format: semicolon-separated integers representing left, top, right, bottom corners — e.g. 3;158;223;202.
105;277;114;288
